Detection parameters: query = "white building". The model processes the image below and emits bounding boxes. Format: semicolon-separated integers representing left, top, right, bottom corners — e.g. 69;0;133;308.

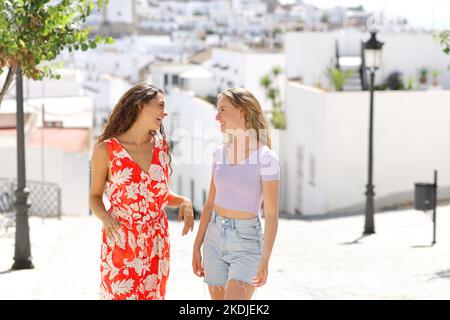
282;83;450;216
210;47;286;112
150;63;202;93
164;89;221;213
285;30;450;90
84;74;131;138
22;69;85;99
64;50;154;84
179;67;215;97
281;30;450;216
0;96;94;217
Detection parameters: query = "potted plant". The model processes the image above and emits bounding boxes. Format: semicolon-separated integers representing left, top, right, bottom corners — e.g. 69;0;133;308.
419;67;428;85
326;67;353;91
385;71;405;90
405;76;414;90
431;69;440;87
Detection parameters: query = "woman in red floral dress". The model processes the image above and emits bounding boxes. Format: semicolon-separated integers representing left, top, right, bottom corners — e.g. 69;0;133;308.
89;83;194;300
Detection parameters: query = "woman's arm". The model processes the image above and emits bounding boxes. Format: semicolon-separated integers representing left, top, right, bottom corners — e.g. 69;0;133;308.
167;190;194;236
89;142;122;240
253;179;279;287
192;176;216;277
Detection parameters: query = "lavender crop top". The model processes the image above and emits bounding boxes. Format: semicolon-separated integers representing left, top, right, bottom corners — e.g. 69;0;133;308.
211;144;280;217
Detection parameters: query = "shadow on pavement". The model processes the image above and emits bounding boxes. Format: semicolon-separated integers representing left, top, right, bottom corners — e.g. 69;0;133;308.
0;268;13;275
340;234;373;245
411;244;435;249
433;269;450;279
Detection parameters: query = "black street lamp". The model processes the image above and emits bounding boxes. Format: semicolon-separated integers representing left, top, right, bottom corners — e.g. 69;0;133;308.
363;31;384;235
12;66;34;270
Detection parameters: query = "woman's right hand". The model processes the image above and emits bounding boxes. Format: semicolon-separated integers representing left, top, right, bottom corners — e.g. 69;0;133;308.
192;248;204;277
102;214;122;241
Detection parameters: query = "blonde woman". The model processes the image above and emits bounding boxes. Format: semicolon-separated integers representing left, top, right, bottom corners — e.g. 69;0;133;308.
192;88;280;300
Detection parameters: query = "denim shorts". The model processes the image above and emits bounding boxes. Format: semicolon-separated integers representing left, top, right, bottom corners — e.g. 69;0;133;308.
202;211;264;286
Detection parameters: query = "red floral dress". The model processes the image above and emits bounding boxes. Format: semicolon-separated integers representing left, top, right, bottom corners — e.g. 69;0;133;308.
100;134;171;300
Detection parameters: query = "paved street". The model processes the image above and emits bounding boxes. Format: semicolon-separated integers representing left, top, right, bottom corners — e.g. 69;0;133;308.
1;205;449;300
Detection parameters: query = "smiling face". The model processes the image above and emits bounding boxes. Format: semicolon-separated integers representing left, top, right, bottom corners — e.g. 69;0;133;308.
139;92;168;131
215;95;246;133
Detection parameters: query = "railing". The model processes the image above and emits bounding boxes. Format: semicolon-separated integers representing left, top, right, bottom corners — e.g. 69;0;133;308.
0;178;61;235
360;41;369;90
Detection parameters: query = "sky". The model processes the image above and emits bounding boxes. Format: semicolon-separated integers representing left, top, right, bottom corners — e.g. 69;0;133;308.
279;0;450;30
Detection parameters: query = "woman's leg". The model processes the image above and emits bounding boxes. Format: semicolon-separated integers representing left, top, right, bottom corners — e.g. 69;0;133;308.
224;280;255;300
208;285;226;300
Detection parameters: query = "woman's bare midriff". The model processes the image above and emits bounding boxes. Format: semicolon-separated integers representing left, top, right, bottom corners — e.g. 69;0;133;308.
214;204;256;220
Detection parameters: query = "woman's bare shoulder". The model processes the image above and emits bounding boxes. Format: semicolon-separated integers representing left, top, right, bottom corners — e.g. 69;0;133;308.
91;141;109;161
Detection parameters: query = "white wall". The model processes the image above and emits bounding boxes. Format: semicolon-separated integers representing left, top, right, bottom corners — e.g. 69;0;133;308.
285;82;450;215
69;51;154;83
285;31;450;89
211;48;286;112
285;32;335;85
165;89;221;211
0;147;90;216
104;0;135;24
0;97;93;128
150;64;198;92
182;77;215;97
23;69;84;99
379;33;450;89
284;84;328;215
325;89;450;214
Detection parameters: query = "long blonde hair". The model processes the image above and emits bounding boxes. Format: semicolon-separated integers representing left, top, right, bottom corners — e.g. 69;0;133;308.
218;87;272;148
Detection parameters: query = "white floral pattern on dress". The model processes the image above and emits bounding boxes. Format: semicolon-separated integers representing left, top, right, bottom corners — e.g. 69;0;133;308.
100;137;170;300
149;164;165;182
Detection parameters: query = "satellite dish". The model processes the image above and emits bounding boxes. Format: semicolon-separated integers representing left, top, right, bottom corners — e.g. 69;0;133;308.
366;12;384;33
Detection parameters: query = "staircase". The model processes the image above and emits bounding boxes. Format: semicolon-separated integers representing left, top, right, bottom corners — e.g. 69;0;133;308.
334;40;368;91
339;56;363;91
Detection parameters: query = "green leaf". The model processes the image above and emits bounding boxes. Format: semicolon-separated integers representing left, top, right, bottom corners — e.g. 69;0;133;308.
105;36;115;44
0;0;114;83
259;75;272;88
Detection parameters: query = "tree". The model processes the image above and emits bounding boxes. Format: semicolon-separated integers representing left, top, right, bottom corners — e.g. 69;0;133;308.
0;0;113;270
320;13;330;25
0;0;114;107
439;30;450;54
438;30;450;70
259;66;286;129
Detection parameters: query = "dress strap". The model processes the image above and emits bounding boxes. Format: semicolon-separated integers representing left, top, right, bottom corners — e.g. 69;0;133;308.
103;138;116;162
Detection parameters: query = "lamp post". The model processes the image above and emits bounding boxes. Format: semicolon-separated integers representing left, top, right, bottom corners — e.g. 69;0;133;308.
12;66;34;270
363;31;384;235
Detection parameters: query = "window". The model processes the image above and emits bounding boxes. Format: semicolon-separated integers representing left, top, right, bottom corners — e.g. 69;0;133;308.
202;189;207;204
178;176;183;195
190;179;195;207
172;74;179;85
295;145;304;214
308;154;316;187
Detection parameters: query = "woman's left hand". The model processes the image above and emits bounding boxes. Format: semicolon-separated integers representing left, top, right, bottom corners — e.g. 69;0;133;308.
252;260;269;287
179;200;194;236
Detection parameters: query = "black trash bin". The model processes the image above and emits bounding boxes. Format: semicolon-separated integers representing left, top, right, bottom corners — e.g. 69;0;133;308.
414;183;436;211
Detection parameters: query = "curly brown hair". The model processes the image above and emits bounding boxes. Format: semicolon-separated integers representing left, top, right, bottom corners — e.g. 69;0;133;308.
98;82;172;176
